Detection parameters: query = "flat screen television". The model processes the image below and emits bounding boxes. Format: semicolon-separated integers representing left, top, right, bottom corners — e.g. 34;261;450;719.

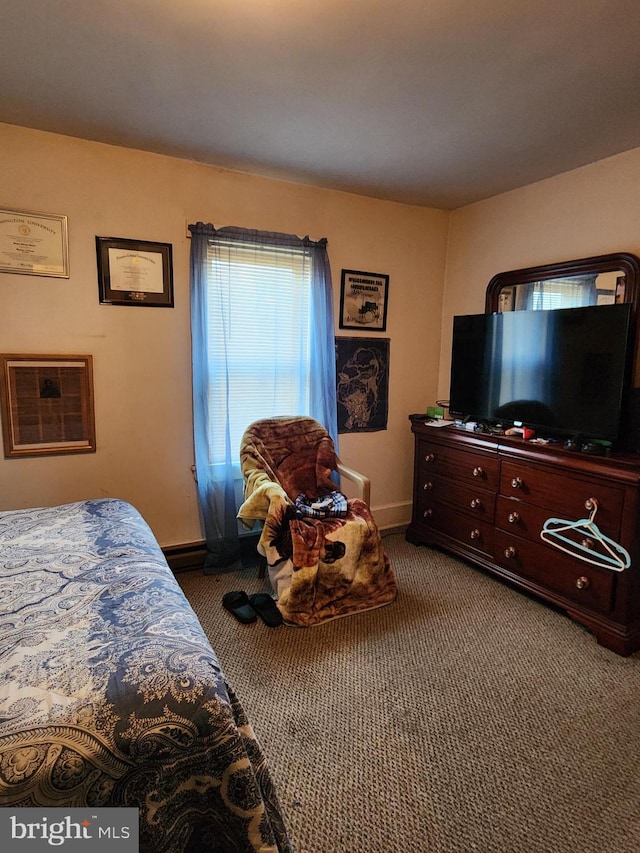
449;303;633;443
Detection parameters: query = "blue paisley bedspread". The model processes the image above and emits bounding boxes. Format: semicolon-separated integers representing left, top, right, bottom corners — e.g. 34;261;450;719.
0;499;292;853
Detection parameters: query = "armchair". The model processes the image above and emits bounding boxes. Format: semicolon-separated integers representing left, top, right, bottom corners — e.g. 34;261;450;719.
238;416;397;626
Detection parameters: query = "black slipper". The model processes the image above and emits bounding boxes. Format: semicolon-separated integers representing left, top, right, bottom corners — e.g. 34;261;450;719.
222;591;257;624
249;593;283;627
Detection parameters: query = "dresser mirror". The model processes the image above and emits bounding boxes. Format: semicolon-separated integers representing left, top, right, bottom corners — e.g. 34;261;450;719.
484;253;640;314
484;253;640;387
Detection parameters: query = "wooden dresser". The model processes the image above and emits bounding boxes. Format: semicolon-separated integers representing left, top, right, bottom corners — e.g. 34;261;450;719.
406;419;640;655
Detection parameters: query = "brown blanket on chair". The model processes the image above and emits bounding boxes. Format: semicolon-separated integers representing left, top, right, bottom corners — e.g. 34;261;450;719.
238;417;397;626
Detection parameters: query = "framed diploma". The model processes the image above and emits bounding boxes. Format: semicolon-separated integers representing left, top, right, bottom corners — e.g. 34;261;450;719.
0;354;96;458
96;236;174;307
0;208;69;278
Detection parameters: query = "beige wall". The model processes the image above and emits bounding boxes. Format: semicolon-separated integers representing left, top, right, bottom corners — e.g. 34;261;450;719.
439;146;640;398
0;123;449;545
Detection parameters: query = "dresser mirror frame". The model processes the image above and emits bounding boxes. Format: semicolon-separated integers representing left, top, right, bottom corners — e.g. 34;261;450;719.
484;252;640;387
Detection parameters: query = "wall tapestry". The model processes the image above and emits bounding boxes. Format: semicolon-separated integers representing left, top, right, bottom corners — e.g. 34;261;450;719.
336;337;389;433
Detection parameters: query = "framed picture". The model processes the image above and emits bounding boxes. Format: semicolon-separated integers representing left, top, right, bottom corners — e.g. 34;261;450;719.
0;208;69;278
339;269;389;331
0;354;96;458
96;236;174;307
336;337;389;433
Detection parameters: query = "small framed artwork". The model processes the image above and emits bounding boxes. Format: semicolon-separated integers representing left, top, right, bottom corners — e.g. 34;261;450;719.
0;208;69;278
339;269;389;331
96;236;174;307
0;354;96;458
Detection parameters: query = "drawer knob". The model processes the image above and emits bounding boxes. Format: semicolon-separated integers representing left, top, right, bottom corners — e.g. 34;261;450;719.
423;508;433;518
511;477;523;489
580;538;593;550
584;497;598;512
575;575;591;590
473;466;484;478
424;453;435;463
423;481;434;490
504;546;516;559
470;528;481;540
470;497;482;509
508;511;520;523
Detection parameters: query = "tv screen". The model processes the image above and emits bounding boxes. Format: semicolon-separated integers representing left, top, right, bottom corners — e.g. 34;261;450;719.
449;303;632;442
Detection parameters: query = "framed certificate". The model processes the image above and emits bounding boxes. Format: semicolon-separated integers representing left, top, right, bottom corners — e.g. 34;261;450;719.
0;208;69;278
96;236;174;307
0;354;96;458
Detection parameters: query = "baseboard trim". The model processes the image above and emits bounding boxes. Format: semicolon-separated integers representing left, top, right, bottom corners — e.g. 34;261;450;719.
163;541;207;573
163;533;260;574
370;500;412;531
381;524;409;537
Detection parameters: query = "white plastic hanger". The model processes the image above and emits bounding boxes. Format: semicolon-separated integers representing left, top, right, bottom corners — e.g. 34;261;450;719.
540;498;630;571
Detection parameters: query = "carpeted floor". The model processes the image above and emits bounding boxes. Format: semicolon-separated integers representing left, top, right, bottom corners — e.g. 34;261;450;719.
178;533;640;853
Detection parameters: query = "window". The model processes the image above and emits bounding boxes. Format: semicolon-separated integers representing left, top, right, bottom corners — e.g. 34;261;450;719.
529;277;595;310
203;236;314;465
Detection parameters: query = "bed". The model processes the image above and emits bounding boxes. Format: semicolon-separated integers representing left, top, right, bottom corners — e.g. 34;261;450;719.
0;498;292;853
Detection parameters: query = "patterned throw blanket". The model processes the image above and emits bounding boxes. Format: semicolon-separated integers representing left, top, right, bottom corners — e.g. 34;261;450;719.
238;417;397;626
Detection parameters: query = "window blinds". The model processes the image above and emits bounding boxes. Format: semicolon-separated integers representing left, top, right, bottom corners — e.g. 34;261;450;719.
205;239;312;464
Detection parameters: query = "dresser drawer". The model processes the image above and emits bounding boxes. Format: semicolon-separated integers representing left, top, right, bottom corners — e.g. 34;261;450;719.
496;495;622;544
494;530;615;613
418;439;499;490
421;503;494;557
500;460;623;536
418;475;496;522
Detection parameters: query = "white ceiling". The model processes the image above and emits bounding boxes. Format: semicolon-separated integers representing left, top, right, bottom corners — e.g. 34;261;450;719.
3;0;640;209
